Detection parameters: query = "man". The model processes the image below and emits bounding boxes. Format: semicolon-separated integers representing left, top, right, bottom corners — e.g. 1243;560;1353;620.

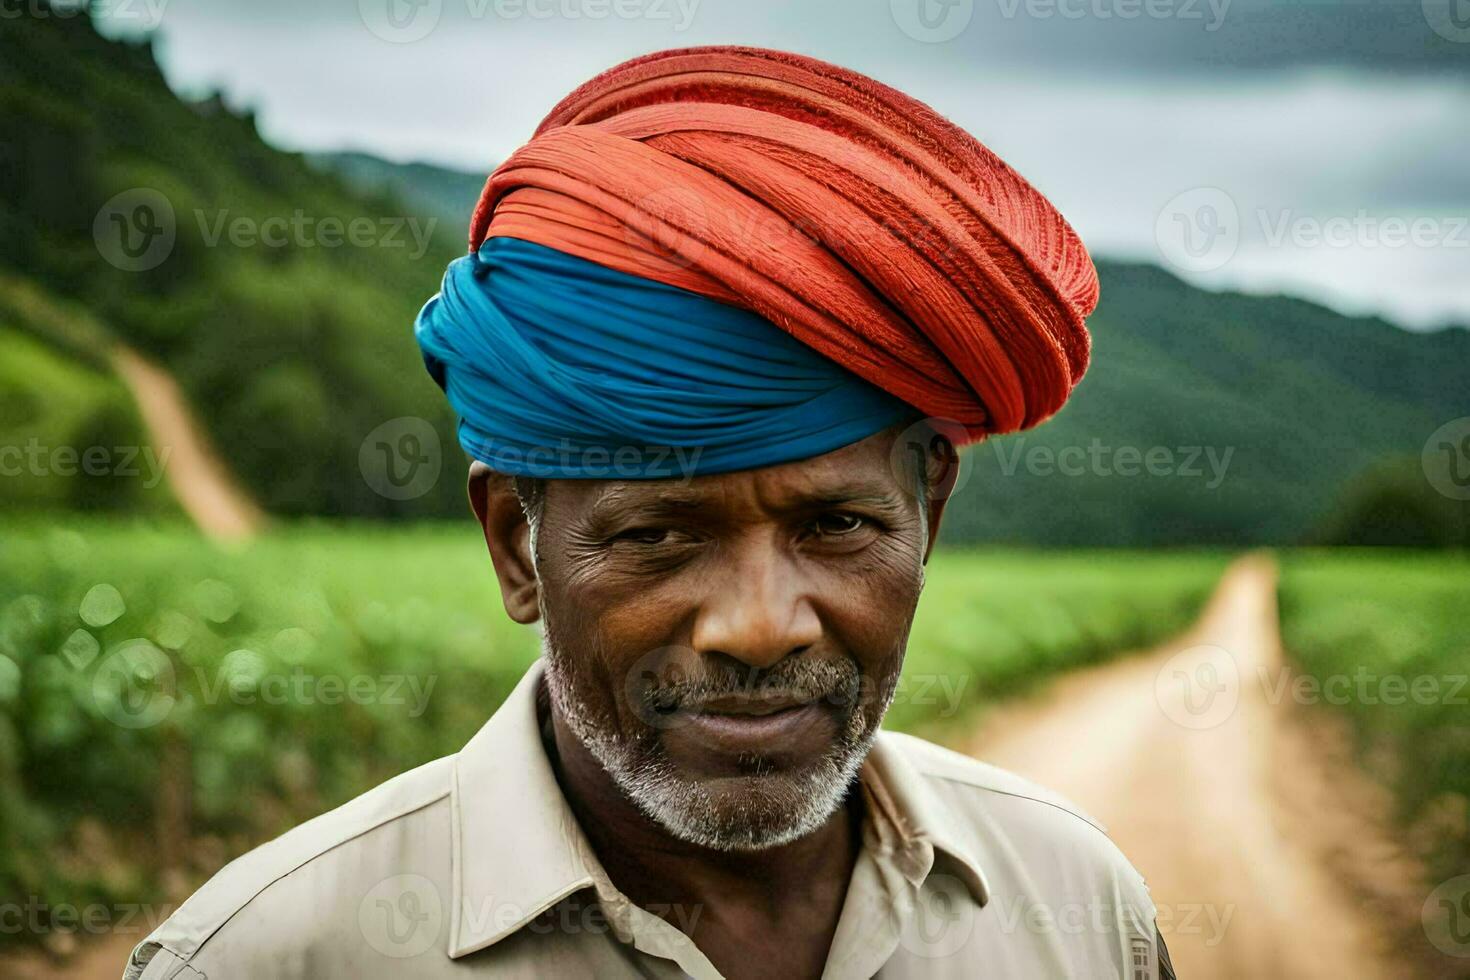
126;47;1175;979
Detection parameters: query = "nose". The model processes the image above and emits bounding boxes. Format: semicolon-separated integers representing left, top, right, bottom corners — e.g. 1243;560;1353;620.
690;540;822;670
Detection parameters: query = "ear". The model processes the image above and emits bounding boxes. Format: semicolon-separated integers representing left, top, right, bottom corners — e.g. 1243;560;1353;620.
468;462;541;624
921;432;962;565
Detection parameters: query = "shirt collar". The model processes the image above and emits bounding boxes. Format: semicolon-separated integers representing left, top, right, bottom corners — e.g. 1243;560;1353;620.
447;660;990;959
447;661;599;958
859;733;992;908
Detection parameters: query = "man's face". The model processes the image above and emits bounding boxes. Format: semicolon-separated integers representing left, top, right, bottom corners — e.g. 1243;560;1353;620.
530;427;939;851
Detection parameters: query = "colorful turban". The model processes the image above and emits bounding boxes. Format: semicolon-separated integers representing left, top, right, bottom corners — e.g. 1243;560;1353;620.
416;45;1097;478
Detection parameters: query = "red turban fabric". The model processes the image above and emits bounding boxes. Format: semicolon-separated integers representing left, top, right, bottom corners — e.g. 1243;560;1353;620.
468;46;1096;441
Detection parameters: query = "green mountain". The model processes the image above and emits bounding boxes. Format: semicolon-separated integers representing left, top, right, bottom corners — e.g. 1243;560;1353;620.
954;264;1470;546
1;8;467;520
305;151;486;245
2;7;1466;545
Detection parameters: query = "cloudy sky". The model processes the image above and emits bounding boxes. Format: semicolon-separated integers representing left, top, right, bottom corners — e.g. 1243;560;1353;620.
96;0;1470;328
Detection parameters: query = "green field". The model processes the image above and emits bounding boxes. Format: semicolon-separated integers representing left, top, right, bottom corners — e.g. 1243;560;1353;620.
1278;551;1470;889
0;519;1225;936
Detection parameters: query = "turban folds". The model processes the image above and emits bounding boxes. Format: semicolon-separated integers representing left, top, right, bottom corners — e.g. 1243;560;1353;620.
419;45;1096;476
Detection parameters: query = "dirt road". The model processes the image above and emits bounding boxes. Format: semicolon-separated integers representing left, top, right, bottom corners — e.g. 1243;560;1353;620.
966;555;1427;979
111;345;264;541
6;935;137;980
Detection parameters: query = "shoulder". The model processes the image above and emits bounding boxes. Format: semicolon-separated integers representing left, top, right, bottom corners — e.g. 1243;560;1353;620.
880;729;1107;831
877;732;1164;976
876;731;1153;907
124;755;455;980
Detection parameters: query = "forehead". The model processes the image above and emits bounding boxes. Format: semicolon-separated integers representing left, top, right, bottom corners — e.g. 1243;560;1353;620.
548;428;909;518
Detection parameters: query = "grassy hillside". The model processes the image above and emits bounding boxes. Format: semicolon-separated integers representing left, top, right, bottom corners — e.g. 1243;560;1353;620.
0;8;467;519
953;263;1470;546
1278;552;1470;889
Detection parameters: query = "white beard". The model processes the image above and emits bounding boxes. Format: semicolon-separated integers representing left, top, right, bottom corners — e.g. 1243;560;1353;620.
541;635;892;852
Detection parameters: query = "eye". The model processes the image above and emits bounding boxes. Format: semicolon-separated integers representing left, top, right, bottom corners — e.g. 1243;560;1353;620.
811;512;868;536
615;526;672;545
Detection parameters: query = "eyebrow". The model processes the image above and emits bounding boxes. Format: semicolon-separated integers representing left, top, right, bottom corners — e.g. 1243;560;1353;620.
795;488;907;510
586;485;706;522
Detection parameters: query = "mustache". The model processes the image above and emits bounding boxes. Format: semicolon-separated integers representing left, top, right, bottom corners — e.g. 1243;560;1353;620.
637;657;862;714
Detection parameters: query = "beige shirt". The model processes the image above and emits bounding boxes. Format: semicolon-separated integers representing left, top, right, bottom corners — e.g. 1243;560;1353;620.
125;662;1160;979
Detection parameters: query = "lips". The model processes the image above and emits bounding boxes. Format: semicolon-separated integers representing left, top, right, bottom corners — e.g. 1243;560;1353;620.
662;692;836;760
685;692;813;716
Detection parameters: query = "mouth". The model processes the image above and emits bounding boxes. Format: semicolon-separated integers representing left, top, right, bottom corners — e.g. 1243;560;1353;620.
665;692;834;756
686;692;815;716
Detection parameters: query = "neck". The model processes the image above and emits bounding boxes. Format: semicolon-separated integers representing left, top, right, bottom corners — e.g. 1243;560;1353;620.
540;692;862;919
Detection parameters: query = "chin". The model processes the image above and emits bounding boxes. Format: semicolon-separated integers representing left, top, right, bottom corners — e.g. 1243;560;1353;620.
640;763;856;852
605;725;881;852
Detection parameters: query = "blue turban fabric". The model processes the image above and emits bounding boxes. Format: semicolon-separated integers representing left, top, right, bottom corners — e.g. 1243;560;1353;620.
414;237;917;478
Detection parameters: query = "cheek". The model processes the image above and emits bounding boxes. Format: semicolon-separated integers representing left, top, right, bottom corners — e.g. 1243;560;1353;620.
546;572;696;723
817;539;926;667
566;573;694;661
